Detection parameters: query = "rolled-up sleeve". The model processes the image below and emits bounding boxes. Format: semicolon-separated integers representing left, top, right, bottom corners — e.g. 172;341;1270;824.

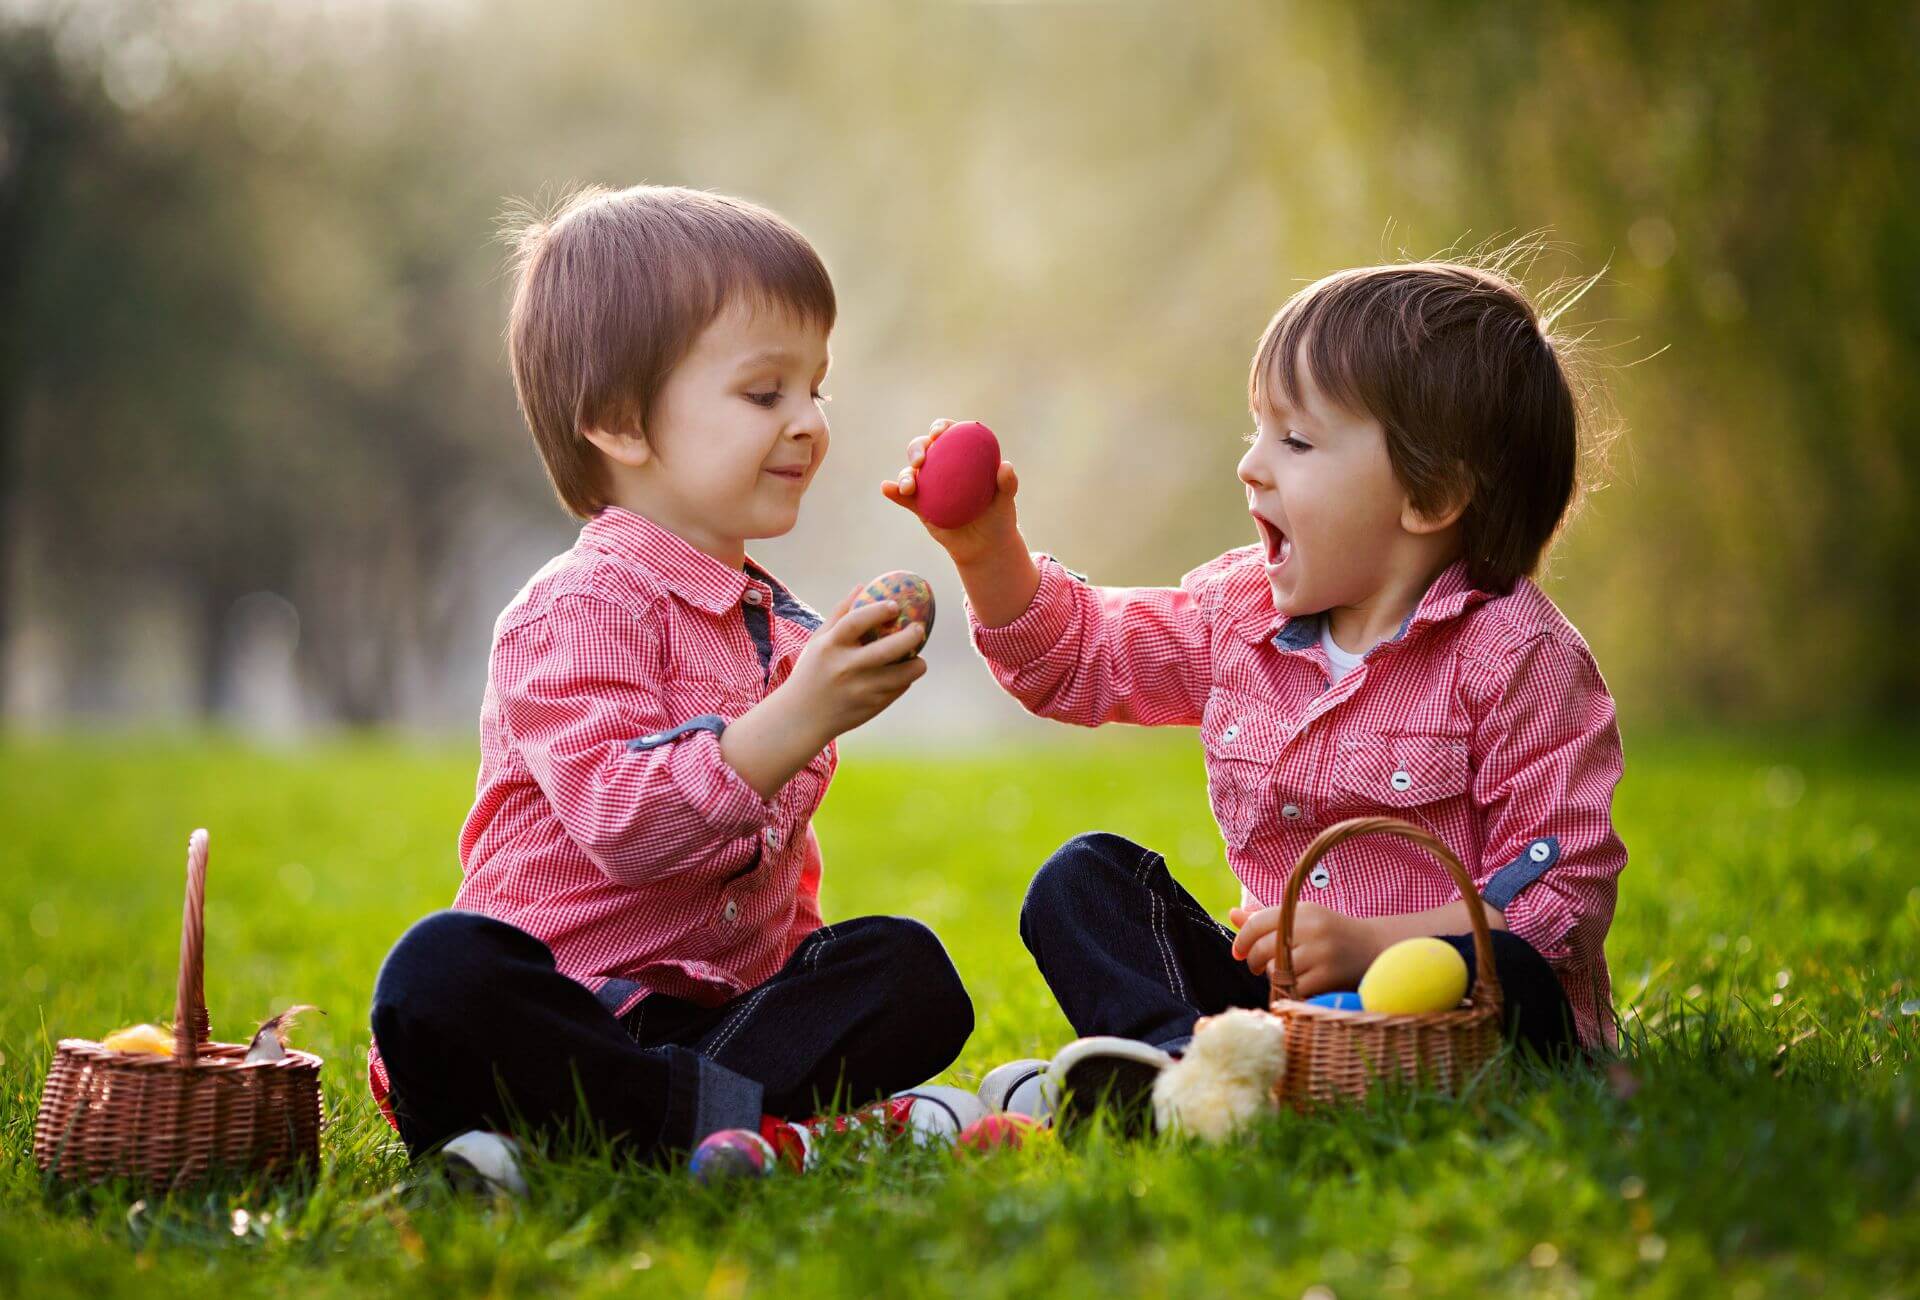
498;595;772;887
968;554;1216;728
1467;631;1626;969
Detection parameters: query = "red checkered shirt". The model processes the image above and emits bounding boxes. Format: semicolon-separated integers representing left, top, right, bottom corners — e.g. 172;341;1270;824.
970;548;1627;1047
369;507;832;1116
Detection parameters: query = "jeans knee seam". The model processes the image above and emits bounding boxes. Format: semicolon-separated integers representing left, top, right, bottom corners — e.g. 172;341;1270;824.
1136;850;1187;1006
705;982;776;1061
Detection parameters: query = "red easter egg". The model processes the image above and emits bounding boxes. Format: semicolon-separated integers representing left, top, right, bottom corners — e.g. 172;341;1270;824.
956;1112;1042;1154
917;421;1001;529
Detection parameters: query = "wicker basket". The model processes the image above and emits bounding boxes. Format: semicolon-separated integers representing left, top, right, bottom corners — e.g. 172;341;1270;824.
1266;816;1504;1109
33;830;324;1189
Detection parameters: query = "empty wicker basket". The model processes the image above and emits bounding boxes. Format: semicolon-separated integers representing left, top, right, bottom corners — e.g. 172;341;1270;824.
34;830;324;1189
1267;816;1505;1109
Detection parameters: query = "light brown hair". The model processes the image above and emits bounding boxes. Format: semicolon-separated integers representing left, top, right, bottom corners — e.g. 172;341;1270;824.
1250;255;1598;592
505;185;837;519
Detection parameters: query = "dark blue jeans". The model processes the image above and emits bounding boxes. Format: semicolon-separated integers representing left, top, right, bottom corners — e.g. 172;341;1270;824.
1020;832;1579;1061
371;910;973;1159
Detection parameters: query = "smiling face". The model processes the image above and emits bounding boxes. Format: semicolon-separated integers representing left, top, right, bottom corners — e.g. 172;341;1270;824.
592;297;831;564
1239;350;1446;628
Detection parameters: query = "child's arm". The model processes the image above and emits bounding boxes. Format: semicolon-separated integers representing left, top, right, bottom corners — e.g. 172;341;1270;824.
1462;629;1626;972
500;591;924;887
883;421;1216;727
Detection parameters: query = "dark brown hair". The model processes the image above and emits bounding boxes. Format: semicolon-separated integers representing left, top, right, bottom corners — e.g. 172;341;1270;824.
505;185;837;519
1249;255;1598;592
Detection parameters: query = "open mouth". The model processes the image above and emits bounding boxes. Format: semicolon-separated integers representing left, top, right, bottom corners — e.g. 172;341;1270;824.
1253;513;1292;569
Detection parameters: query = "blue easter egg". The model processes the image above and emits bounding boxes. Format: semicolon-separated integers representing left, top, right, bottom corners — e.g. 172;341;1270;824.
1306;991;1364;1011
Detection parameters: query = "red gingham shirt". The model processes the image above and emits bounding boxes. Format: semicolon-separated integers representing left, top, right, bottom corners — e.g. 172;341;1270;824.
970;548;1627;1047
369;507;832;1115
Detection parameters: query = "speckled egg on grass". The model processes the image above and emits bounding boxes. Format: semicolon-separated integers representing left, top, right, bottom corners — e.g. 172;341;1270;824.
851;570;935;654
689;1129;776;1184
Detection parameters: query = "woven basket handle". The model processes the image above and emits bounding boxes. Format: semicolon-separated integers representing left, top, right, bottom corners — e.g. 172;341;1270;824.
1267;815;1503;1015
172;829;211;1064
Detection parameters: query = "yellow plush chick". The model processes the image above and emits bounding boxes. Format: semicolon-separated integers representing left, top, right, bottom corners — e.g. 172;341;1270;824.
101;1023;174;1055
1359;938;1470;1014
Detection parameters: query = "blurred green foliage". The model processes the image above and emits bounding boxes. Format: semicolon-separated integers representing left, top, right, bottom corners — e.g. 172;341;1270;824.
1;1;1914;727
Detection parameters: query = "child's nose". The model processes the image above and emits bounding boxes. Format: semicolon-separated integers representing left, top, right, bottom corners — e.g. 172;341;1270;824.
1237;443;1271;490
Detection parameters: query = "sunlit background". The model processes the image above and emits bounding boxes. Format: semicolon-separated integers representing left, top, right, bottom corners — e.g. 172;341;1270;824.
3;0;1914;744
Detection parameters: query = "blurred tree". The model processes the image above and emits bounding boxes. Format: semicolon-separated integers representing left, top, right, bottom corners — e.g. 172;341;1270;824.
0;0;1912;730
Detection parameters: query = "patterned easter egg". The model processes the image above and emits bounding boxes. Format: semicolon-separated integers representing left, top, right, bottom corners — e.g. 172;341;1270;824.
851;570;935;653
689;1128;775;1184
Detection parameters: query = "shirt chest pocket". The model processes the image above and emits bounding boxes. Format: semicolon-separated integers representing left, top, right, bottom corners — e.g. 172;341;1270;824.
1201;691;1285;851
1330;733;1471;812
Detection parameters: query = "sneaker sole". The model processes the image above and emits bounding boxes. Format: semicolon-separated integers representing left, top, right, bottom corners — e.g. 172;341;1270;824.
1053;1056;1165;1139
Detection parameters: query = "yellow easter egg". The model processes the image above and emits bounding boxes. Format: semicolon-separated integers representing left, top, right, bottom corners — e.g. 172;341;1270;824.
1358;938;1470;1015
101;1022;174;1055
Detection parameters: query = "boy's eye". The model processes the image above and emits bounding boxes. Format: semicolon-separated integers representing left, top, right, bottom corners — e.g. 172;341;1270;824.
746;391;780;408
1282;435;1312;453
812;391;831;404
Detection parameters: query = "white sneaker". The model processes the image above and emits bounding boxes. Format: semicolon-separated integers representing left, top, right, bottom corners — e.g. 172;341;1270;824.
1046;1037;1174;1137
888;1084;990;1145
978;1058;1053;1119
439;1129;528;1198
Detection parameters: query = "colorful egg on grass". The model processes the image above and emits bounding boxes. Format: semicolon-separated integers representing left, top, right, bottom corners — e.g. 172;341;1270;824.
1358;938;1470;1015
956;1113;1044;1154
1305;992;1364;1012
689;1129;776;1184
852;571;935;653
917;421;1002;529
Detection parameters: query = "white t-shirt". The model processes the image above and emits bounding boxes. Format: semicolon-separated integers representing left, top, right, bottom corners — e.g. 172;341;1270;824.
1319;617;1368;683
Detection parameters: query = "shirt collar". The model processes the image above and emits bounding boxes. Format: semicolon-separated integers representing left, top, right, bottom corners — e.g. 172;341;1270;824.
1248;558;1494;650
577;507;753;615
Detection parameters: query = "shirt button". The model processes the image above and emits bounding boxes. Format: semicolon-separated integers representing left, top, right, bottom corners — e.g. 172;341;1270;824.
1222;723;1240;743
1389;770;1413;792
743;588;764;606
1309;864;1332;889
1281;803;1302;819
722;899;739;922
764;826;782;849
1529;840;1551;862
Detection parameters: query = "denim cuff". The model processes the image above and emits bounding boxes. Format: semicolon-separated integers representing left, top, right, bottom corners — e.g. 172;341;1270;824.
662;1046;765;1150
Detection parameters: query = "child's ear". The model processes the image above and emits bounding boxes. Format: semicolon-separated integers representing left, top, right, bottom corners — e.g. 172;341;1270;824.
582;423;652;469
1401;466;1470;535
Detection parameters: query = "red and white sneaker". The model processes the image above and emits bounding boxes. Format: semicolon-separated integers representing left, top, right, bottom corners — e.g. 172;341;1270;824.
760;1085;991;1167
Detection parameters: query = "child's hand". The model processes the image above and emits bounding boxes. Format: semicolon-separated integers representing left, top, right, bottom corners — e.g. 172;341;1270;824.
882;419;1023;567
785;588;929;739
1229;902;1382;997
718;591;926;801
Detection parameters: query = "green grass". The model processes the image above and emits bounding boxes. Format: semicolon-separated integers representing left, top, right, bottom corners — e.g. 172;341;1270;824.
3;728;1917;1297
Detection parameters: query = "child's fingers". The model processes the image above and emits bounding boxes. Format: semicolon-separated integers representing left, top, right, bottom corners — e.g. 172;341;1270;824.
1241;932;1278;976
850;620;927;668
880;479;922;512
833;599;900;644
1227;905;1249;928
873;652;930;692
995;460;1019;497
